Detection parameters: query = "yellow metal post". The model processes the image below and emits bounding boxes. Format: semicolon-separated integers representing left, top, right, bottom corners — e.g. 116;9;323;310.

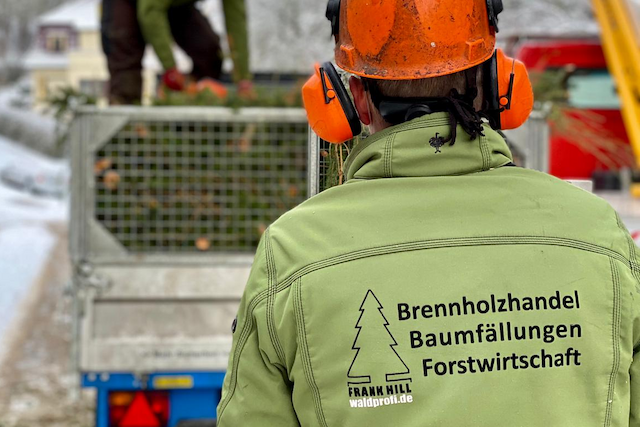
593;0;640;167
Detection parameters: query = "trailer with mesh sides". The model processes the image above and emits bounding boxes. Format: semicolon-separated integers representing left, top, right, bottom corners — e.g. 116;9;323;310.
69;106;311;427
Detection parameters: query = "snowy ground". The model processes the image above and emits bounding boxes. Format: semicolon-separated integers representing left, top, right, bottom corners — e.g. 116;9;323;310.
0;227;56;360
0;136;90;426
0;222;94;427
0;136;66;351
0;135;68;360
0;135;67;218
0;137;68;348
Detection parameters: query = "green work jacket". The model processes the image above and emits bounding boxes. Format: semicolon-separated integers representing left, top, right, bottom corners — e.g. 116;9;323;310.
218;113;640;426
137;0;250;81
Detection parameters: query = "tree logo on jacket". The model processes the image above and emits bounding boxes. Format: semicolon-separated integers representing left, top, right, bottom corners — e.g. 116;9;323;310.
348;290;412;385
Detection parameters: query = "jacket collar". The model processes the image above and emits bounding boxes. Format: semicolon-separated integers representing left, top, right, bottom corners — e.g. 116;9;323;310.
345;113;513;181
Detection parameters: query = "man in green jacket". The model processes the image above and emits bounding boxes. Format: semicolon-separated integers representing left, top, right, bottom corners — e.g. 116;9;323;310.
101;0;251;104
217;0;640;425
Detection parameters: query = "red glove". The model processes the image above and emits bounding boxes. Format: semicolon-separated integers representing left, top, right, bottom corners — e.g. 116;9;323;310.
162;68;185;92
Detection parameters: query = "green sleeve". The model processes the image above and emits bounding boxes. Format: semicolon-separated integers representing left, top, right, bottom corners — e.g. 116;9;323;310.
217;232;298;425
632;259;640;427
632;348;640;427
222;0;251;82
629;230;640;427
138;0;176;71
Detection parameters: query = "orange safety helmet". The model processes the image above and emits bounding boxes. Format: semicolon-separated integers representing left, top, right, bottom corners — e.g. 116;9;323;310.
304;0;534;144
328;0;502;80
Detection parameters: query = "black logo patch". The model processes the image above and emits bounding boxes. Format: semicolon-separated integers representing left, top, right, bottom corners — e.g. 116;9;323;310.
429;133;446;154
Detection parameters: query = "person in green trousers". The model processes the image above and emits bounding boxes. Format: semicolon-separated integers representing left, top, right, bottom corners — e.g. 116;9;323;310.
217;0;640;425
101;0;251;104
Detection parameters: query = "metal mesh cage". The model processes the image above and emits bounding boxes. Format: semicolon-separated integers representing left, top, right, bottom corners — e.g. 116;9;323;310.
314;138;355;194
317;138;333;194
93;116;308;253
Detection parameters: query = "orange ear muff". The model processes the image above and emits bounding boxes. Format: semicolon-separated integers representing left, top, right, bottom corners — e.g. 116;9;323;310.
484;49;534;130
496;49;534;130
302;62;361;144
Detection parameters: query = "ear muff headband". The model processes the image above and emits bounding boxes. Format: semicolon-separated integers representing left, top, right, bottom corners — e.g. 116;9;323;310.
483;50;501;128
483;49;534;130
302;62;362;144
322;62;361;137
486;0;504;31
326;0;341;37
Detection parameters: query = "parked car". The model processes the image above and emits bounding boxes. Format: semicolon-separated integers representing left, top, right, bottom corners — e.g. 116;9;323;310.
0;165;34;192
1;164;67;199
31;171;66;199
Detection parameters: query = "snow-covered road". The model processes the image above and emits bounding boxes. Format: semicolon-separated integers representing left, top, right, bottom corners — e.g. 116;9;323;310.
0;138;89;427
0;227;56;355
0;135;68;363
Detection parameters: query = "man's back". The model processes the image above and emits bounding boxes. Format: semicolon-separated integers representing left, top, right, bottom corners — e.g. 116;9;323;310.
217;114;640;426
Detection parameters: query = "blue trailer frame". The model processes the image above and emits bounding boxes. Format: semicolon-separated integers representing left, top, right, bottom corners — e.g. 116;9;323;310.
83;371;226;427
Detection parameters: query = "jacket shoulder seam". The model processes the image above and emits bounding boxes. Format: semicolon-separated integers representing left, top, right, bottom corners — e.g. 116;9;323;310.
293;277;328;426
383;133;396;178
480;132;491;171
389;133;396;177
272;235;634;295
265;228;287;366
604;257;622;427
217;292;269;419
616;213;640;280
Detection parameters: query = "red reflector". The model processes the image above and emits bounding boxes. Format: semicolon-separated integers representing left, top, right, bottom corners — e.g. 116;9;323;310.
119;392;161;427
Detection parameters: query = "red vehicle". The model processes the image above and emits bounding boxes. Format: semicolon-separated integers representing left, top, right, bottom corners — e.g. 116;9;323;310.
515;39;632;180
